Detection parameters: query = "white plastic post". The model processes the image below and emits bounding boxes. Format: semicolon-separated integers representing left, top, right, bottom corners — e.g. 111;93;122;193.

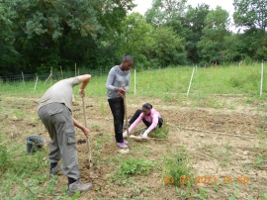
34;76;39;92
50;67;53;86
75;63;77;76
21;71;25;86
134;69;136;95
187;67;195;97
260;61;264;97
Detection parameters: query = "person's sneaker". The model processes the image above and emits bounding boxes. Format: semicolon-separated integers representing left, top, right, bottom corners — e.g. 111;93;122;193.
50;165;61;176
116;141;128;149
124;140;128;145
68;179;93;196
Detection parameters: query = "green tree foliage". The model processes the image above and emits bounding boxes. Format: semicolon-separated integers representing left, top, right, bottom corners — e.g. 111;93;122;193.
2;0;267;75
197;6;230;65
181;4;210;64
120;13;153;68
1;0;134;74
151;26;186;67
145;0;187;26
233;0;267;33
233;0;267;60
0;0;20;75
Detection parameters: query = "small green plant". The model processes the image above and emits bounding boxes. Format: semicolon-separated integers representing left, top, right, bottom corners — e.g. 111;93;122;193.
230;194;237;200
163;147;194;187
193;188;207;200
0;145;10;174
118;157;154;176
149;120;169;139
260;193;267;200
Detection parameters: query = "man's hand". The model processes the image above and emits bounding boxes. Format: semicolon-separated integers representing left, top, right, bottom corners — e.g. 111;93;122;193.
83;127;90;137
79;88;85;97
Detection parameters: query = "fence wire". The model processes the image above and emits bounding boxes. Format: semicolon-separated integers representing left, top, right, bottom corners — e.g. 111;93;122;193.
0;69;109;82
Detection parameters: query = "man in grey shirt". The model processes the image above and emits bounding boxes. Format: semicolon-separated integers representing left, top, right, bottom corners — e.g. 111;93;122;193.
38;74;92;196
106;55;133;149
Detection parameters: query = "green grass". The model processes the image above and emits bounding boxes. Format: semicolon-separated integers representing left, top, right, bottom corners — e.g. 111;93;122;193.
1;64;267;100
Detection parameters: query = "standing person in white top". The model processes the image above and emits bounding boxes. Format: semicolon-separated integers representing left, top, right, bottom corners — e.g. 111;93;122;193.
106;55;133;149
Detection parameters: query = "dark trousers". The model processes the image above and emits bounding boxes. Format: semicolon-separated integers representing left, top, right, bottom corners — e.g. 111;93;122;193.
129;109;163;128
108;98;124;143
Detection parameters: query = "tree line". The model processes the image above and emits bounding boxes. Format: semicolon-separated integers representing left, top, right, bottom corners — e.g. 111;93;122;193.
0;0;266;75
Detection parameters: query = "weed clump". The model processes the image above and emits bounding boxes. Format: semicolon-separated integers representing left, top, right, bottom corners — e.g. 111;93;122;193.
163;147;194;186
118;157;154;177
149;120;169;139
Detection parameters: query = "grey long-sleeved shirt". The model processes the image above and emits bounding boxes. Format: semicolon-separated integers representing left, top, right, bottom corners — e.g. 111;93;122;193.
106;65;130;99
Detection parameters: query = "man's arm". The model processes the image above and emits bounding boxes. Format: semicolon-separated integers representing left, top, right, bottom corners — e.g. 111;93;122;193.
72;117;89;137
78;74;91;97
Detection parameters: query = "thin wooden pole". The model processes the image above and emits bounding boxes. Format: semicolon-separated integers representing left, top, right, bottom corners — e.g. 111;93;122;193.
44;74;51;85
21;71;25;86
50;67;53;86
260;61;264;97
78;68;80;76
60;66;63;79
134;69;136;95
75;63;77;76
187;67;195;97
34;76;39;92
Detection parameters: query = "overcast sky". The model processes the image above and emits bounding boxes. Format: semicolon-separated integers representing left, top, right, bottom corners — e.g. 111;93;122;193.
132;0;236;31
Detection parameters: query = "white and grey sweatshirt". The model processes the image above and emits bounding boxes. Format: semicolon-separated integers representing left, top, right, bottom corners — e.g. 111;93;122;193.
106;65;130;99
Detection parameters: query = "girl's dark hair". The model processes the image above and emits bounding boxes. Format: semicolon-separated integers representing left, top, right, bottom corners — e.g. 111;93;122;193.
142;103;153;110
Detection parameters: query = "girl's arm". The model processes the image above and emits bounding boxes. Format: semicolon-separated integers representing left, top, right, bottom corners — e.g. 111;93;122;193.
145;114;159;134
128;113;143;132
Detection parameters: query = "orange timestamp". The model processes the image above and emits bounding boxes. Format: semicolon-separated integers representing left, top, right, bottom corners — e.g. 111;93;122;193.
164;175;249;185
